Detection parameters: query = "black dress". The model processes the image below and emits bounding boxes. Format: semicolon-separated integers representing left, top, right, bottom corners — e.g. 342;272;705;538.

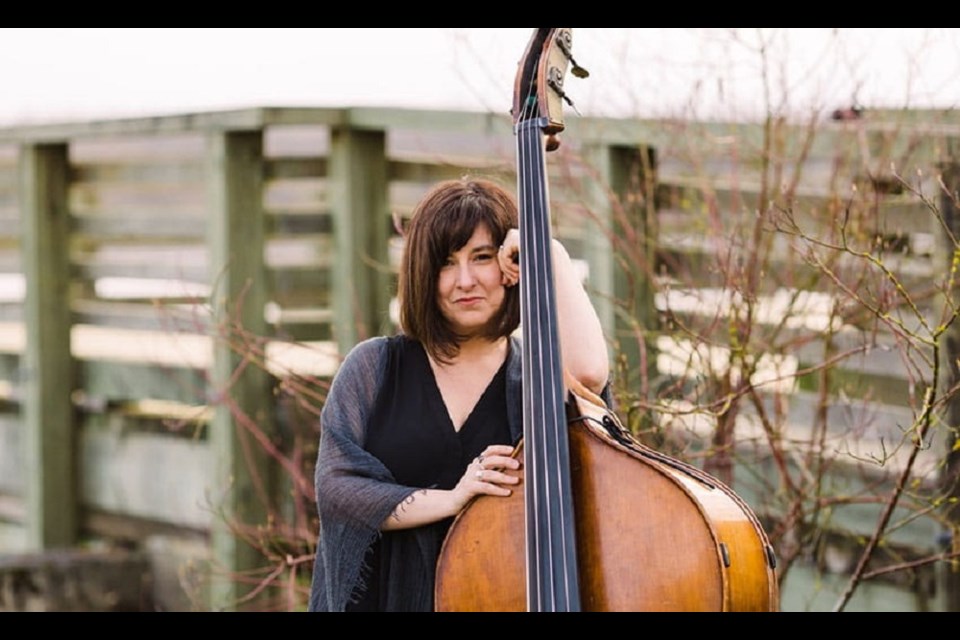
345;335;511;611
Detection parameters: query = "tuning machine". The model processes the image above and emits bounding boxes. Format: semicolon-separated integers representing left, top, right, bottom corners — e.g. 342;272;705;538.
556;29;589;79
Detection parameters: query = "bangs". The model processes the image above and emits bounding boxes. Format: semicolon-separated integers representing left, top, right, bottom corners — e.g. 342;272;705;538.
427;198;493;268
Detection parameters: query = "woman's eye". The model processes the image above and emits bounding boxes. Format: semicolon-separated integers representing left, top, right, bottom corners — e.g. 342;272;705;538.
474;253;494;262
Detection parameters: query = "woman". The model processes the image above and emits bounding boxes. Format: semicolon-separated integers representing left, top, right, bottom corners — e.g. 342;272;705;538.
308;177;609;612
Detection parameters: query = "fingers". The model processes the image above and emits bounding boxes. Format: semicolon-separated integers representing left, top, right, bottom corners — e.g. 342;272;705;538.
464;445;521;497
501;228;520;254
498;229;520;287
473;468;520;494
473;445;520;471
499;253;519;287
498;242;519;266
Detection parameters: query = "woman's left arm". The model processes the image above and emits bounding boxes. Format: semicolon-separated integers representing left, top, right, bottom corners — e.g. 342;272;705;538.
499;230;609;395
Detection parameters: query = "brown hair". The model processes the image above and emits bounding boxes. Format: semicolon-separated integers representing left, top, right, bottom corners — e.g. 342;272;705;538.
398;178;520;362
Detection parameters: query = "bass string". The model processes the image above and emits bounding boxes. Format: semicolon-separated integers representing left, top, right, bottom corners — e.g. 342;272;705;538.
516;79;581;610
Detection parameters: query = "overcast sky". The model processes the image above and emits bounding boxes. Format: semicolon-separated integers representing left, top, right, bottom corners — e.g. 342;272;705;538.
1;28;958;127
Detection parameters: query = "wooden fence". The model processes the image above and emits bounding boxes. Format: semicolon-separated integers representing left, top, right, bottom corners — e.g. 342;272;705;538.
0;106;958;611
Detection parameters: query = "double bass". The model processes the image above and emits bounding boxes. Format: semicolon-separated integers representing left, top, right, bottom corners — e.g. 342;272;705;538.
435;28;779;612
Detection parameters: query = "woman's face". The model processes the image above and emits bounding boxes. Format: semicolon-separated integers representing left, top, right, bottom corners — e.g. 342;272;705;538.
436;224;506;338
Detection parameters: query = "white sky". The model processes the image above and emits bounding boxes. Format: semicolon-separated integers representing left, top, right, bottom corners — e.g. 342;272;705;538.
1;28;959;126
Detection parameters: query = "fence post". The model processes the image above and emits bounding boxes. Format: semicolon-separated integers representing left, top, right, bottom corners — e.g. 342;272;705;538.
581;143;659;403
19;142;76;550
939;145;960;612
206;130;273;610
328;125;390;356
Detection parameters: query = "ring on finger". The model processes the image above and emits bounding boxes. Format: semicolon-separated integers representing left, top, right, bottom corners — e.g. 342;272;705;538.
475;470;483;479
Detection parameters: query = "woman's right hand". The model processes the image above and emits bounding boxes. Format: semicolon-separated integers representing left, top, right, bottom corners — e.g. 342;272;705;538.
449;444;521;512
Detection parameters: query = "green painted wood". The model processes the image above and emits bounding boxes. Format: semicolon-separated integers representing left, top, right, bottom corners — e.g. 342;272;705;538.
264;157;326;180
71;215;208;240
69;181;205;217
660;180;938;237
0;306;22;324
0;107;505;144
328;126;390;353
0;221;18;242
0;108;284;143
0;412;22;495
71;301;210;334
0;522;27;551
71;161;204;183
19;142;77;549
73;255;208;284
0;104;957;165
79;359;208;406
266;211;332;235
0;170;16;191
0;246;20;270
389;158;495;184
80;415;212;530
581;143;659;395
205;130;274;610
0;353;19;391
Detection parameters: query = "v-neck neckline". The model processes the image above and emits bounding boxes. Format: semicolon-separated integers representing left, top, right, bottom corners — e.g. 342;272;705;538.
419;342;508;434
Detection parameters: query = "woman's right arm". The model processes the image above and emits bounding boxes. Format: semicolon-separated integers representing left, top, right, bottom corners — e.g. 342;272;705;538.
380;444;520;530
316;339;519;532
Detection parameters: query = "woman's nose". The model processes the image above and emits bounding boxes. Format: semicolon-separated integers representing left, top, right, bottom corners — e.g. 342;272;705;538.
455;263;476;288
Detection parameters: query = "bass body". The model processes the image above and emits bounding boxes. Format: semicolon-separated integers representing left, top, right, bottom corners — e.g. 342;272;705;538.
435;391;779;611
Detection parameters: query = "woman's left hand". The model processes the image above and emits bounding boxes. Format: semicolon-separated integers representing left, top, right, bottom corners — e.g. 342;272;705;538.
499;228;520;288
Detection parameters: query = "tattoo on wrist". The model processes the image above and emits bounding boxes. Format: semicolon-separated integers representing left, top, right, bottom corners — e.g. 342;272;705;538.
391;489;427;521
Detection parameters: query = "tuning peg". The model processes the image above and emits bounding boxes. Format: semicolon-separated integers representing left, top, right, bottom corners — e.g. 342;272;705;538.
557;29;589;79
570;57;589;79
562;93;583;117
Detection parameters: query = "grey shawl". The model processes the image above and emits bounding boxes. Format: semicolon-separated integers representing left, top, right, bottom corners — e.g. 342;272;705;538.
307;335;524;612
